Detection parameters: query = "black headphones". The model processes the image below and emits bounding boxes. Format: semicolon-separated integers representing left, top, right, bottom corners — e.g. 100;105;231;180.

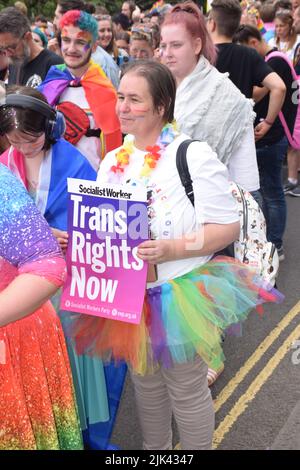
0;94;66;140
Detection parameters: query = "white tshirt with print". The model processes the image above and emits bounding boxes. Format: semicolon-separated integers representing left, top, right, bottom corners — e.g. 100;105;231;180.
59;86;101;171
98;133;239;287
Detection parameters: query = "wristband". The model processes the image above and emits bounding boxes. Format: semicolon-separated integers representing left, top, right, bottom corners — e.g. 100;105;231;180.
264;118;273;126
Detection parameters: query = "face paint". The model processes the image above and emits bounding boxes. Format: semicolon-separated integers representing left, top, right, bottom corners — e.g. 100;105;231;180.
77;30;93;42
83;42;91;52
61;25;94;73
116;74;165;138
61;28;93;51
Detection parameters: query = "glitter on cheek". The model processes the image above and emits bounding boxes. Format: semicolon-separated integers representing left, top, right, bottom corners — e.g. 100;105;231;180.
83;42;91;52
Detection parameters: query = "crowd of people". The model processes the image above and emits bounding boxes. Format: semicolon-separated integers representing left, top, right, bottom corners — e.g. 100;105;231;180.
0;0;297;451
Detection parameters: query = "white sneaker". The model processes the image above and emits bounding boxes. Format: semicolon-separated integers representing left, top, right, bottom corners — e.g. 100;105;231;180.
277;246;285;261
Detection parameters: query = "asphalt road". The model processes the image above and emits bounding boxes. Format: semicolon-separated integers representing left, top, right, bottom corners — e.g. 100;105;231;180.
111;191;300;450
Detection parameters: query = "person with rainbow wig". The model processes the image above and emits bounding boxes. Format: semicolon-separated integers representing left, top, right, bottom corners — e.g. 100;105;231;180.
38;10;125;451
39;10;122;172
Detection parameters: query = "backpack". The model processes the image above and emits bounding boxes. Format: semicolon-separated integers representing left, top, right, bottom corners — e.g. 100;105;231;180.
176;140;279;286
265;51;300;150
56;101;101;145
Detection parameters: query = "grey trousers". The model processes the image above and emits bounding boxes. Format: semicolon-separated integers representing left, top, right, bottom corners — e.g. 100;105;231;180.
130;355;215;450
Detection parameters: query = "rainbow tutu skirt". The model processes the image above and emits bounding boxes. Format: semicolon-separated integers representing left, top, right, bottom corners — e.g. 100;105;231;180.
69;257;283;375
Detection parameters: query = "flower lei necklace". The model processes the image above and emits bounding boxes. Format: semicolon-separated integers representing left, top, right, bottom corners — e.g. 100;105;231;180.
110;122;178;181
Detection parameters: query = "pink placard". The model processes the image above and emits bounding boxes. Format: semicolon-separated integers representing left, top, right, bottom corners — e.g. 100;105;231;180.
60;178;148;324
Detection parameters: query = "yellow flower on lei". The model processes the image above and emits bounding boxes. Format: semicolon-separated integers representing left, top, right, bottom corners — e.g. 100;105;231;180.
110;123;178;178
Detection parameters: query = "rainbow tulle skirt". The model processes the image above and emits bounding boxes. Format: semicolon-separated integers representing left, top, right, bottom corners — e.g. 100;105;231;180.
69;257;283;375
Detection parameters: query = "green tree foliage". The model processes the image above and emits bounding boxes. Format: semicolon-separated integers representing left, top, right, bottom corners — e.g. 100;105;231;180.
96;1;122;14
0;0;181;19
0;0;123;18
0;0;14;11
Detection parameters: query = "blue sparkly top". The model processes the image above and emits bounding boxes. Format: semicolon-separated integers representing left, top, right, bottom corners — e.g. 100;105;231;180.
0;164;61;268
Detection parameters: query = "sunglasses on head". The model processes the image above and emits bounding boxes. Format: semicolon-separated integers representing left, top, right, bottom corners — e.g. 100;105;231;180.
94;14;112;21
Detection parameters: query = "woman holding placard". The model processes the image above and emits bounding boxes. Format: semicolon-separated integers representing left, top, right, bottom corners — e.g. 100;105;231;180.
70;60;282;450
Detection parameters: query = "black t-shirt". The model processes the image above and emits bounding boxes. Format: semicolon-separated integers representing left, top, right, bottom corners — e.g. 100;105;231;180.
8;49;63;87
293;42;300;75
255;49;296;147
216;43;273;98
0;68;7;81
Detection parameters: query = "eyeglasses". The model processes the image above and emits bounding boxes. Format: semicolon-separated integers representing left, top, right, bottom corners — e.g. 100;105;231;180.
0;33;25;54
94;14;111;21
0;42;20;54
276;8;293;16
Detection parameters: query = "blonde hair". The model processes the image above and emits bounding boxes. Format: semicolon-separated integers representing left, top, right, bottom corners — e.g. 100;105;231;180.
275;9;298;51
14;1;28;16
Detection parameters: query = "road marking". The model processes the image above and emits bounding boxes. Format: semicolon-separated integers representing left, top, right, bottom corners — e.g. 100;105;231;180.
214;301;300;413
213;321;300;448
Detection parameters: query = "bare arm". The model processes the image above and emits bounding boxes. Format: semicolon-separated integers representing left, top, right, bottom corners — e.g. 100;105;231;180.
261;72;286;123
253;85;269;103
51;228;69;253
0;274;58;327
254;72;286;141
137;222;240;264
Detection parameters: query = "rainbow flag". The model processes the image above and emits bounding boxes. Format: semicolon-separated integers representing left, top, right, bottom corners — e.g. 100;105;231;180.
257;17;267;35
38;61;122;156
149;0;164;14
247;6;267;35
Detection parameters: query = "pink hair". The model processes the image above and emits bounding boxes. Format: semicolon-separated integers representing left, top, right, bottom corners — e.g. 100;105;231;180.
161;1;217;65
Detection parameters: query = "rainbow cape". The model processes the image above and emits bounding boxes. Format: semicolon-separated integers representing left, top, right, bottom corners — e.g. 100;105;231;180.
38;61;122;156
